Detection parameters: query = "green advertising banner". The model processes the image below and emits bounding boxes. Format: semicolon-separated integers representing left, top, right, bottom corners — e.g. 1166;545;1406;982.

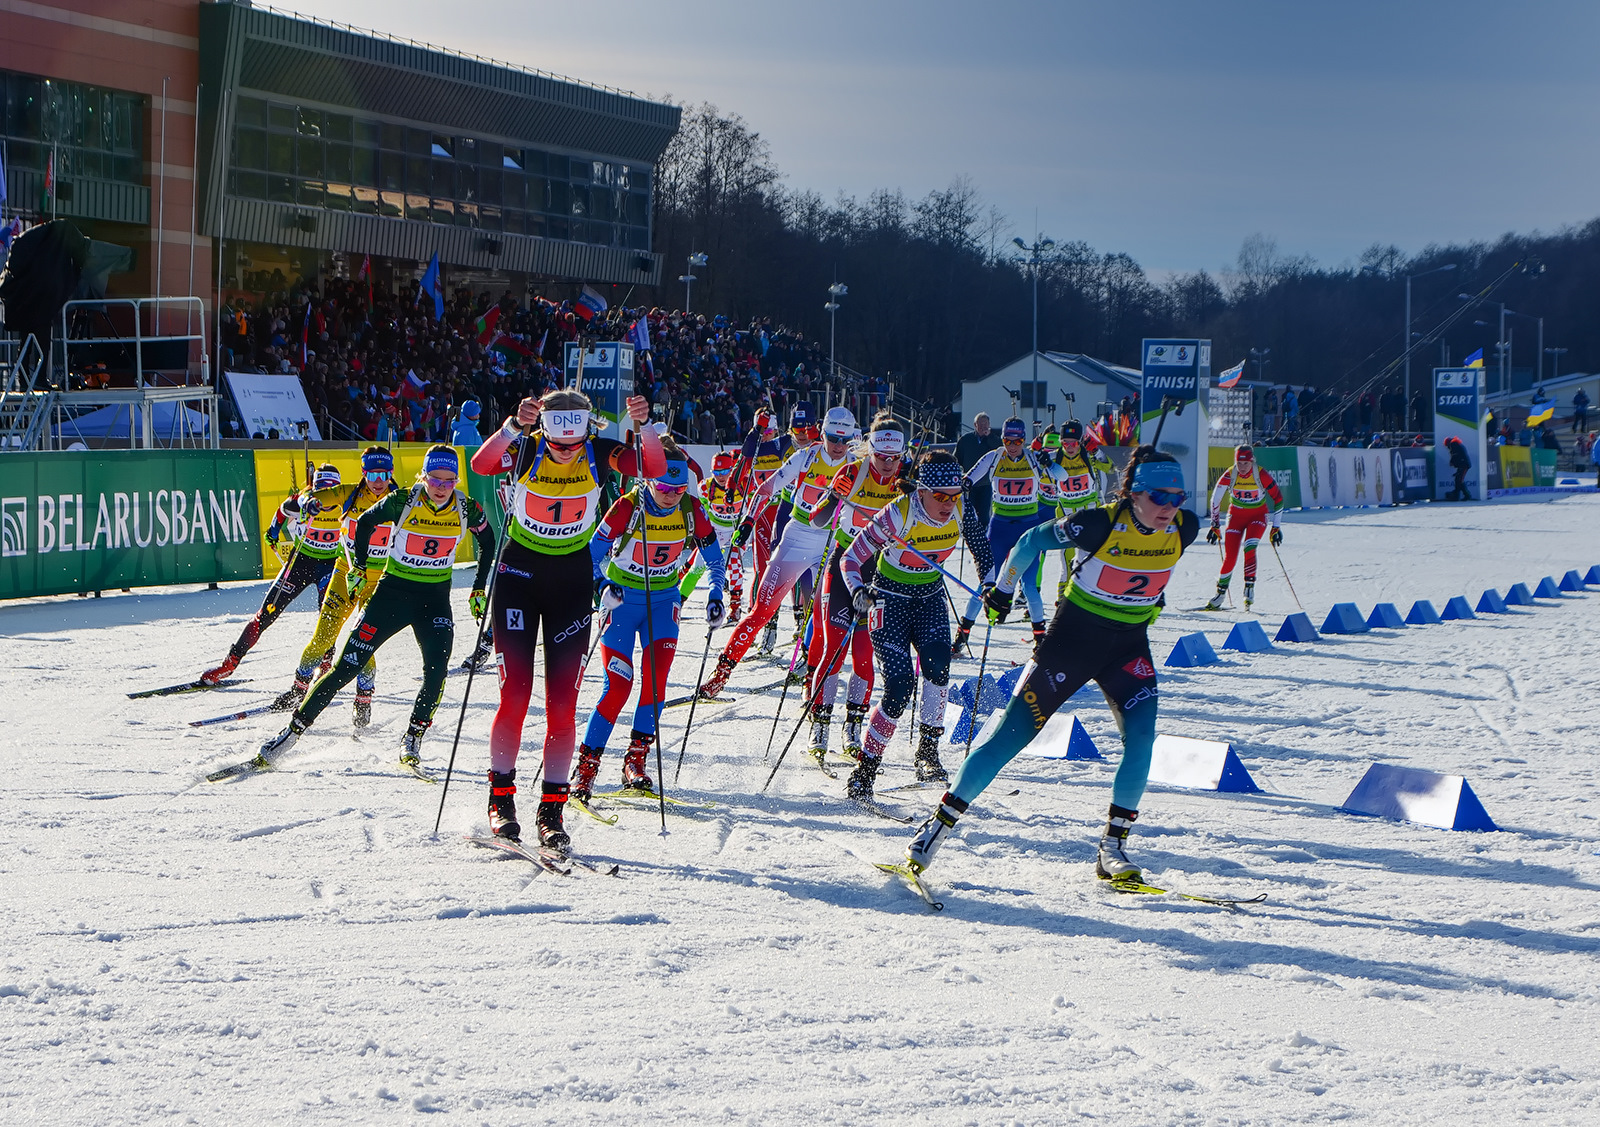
0;451;263;599
1532;448;1558;487
1252;446;1303;509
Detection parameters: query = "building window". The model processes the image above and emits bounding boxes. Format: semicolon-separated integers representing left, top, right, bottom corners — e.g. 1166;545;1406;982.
1;69;144;189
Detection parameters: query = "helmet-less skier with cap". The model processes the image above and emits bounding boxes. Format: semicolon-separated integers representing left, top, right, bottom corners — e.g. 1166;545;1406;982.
199;462;349;686
253;445;495;773
467;390;662;854
1204;444;1284;611
902;446;1201;885
694;406;857;697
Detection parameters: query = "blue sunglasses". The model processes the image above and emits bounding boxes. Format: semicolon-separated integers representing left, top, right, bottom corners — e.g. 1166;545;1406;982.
1146;490;1187;507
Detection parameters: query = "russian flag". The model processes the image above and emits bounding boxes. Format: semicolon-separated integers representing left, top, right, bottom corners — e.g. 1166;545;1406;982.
575;284;608;323
398;369;427;401
629;317;650;355
1217;359;1246;388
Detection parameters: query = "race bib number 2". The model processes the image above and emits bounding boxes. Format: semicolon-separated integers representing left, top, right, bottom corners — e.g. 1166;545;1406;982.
1095;566;1169;600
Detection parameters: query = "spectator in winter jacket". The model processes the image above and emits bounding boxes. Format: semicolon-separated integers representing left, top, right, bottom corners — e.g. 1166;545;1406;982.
1574;389;1590;432
1444;436;1472;501
450;400;482;447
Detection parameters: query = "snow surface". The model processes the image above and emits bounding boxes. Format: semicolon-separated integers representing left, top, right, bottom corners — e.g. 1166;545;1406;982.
4;495;1600;1125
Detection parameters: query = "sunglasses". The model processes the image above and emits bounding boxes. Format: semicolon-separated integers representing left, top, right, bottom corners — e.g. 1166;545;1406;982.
927;489;962;501
652;481;689;495
425;474;458;488
1146;490;1187;506
364;470;391;481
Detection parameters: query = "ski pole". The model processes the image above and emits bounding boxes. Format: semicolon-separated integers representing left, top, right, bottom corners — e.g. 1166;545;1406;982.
1271;541;1304;611
672;622;718;785
831;496;983;598
432;502;514;837
761;507;843;760
574;602;611;690
763;605;861;792
964;611;995;761
636;488;668;834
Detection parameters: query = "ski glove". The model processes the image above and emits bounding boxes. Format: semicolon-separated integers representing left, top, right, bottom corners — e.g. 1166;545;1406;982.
469;588;488;621
705;596;727;628
1206;522;1221;545
346;567;368;598
851;585;879;617
599;584;626;613
982;583;1013;623
732;519;755;549
1270;527;1283;547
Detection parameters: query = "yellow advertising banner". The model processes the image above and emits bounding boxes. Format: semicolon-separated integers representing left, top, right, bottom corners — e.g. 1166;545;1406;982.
1498;446;1533;490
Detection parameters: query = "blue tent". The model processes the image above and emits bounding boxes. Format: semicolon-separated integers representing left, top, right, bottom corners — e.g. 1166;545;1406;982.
54;401;210;441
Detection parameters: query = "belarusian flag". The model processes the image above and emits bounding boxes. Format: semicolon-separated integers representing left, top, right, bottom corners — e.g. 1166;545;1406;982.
475;305;501;346
41;149;54;213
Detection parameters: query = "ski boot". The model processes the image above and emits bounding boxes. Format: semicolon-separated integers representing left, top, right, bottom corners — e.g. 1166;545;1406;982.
950;618;974;659
758;621;779;655
696;654;737;700
459;633;494;674
845;752;882;801
400;719;430;771
1031;622;1047;647
913;725;948;784
621;731;654;793
842;703;868;761
906;793;968;873
269;678;309;713
571;744;603;805
199;652;240;687
806;706;833;769
1203;584;1228;611
255;717;307;768
352;691;372;731
487;769;520;841
1095;804;1141;883
1243;581;1255;610
536;783;571;857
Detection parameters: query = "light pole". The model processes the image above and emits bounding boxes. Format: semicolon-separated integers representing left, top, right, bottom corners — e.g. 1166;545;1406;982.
1545;346;1567;381
678;252;707;312
1502;307;1543;388
825;281;847;388
1013;234;1056;428
1463;296;1512;396
1403;264;1456;408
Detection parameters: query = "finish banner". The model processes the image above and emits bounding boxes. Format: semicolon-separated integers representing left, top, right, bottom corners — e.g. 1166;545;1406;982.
0;451;262;599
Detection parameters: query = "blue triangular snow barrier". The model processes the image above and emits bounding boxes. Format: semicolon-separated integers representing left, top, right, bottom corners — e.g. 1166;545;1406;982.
995;664;1025;697
1320;603;1369;634
1504;583;1534;607
1275;612;1320;643
1024;714;1107;760
1561;569;1585;592
1476;589;1508;614
1340;763;1497;831
1223;620;1273;652
1148;735;1261;793
1165;632;1220;667
1535;576;1563;598
1585;565;1600;585
1405;600;1442;625
1365;603;1406;629
1441;595;1476;620
1065;716;1105;760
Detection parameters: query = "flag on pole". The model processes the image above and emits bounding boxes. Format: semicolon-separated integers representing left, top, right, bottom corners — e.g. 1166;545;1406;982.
1464;348;1484;368
629;317;650;355
476;305;502;346
574;284;608;322
299;301;312;369
1217;359;1246;388
0;142;8;206
1526;404;1555;427
40;149;54;214
417;252;443;319
398;369;428;401
0;216;21;251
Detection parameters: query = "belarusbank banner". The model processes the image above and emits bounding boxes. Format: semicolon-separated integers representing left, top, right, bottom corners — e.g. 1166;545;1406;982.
0;452;261;599
1433;367;1488;501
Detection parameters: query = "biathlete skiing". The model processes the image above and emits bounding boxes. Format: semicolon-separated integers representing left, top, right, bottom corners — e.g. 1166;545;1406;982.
199;463;347;686
729;408;794;653
268;447;399;725
836;450;993;801
1204;444;1284;611
953;417;1065;652
677;451;744;618
564;439;728;834
694;406;856;697
252;445;494;773
901;446;1200;886
467;390;663;858
1048;420;1116;606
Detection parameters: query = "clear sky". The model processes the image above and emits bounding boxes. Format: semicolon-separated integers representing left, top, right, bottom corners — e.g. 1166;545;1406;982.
303;0;1600;276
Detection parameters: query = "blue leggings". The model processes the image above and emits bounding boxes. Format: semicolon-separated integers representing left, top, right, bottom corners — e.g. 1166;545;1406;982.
582;587;682;748
963;510;1047;622
949;602;1159;811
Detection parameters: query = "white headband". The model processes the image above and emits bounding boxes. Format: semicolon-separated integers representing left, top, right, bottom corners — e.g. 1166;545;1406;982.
544;408;590;440
868;428;905;456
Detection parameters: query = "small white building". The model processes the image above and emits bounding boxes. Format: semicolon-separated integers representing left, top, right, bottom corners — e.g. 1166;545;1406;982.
954;351;1142;436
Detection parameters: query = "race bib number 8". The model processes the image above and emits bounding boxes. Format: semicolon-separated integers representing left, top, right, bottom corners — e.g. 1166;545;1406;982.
403;531;457;561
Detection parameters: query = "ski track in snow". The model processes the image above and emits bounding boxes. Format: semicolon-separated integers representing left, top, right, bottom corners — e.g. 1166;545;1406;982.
3;495;1600;1124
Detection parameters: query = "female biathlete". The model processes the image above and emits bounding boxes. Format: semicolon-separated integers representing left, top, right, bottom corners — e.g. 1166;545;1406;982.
268;447;398;723
695;406;855;698
1203;444;1284;611
902;447;1200;884
199;464;347;685
678;452;744;616
836;450;993;800
561;442;728;836
730;409;793;651
798;413;908;761
1049;420;1116;605
254;446;494;771
468;391;662;855
953;417;1065;652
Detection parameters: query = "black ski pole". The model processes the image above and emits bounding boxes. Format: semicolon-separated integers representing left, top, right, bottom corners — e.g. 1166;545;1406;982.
636;487;668;834
1148;395;1176;449
673;620;719;784
763;606;860;792
761;525;839;760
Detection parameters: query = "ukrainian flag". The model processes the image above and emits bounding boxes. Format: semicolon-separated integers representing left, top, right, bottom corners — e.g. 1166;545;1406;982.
1527;404;1555;427
1464;348;1484;368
